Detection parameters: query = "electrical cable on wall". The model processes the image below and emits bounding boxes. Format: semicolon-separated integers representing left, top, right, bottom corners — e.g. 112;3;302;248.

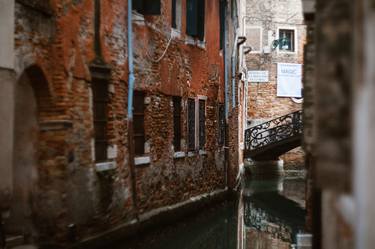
146;34;173;63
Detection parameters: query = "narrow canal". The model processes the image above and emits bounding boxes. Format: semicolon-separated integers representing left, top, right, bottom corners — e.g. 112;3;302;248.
113;176;306;249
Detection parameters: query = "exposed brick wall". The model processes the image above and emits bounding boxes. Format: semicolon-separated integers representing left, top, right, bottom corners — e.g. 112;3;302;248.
12;0;227;242
244;0;306;167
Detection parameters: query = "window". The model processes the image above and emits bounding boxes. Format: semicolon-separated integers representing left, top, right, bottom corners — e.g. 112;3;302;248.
172;0;177;28
187;99;196;151
245;26;262;53
173;96;182;151
219;0;226;49
279;29;295;52
134;91;145;155
218;104;225;146
186;0;205;40
132;0;161;15
92;78;109;162
199;100;206;149
172;0;182;30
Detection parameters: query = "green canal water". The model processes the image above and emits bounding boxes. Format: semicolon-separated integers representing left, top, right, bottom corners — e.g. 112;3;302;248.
114;177;306;249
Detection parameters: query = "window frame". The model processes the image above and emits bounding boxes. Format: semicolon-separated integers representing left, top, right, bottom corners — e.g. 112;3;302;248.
218;103;225;146
133;91;146;156
219;0;226;50
132;0;161;15
173;96;182;152
187;98;196;151
92;78;109;163
186;0;206;41
198;97;206;150
277;27;298;54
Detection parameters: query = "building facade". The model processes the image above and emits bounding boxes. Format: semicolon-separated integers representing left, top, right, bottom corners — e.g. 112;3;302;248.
0;0;241;245
241;0;307;169
303;0;375;248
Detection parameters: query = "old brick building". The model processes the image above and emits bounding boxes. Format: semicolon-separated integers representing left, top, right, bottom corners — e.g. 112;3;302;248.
302;0;375;248
0;0;241;246
241;0;306;169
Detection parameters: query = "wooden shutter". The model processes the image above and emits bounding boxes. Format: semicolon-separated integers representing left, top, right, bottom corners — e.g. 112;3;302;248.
188;99;196;151
186;0;199;37
218;104;225;146
197;0;205;40
92;78;109;162
172;0;177;28
173;97;182;151
220;0;226;49
134;91;145;155
143;0;161;15
199;100;206;149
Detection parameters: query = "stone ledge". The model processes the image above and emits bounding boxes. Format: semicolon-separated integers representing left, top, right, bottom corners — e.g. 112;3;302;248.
134;156;151;166
95;161;116;173
173;151;185;159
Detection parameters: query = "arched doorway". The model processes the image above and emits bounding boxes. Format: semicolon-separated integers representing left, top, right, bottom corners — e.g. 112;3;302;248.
6;65;51;240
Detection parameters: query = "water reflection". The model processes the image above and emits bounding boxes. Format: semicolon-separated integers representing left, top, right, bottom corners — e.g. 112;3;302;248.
112;176;306;249
114;201;238;249
240;177;306;249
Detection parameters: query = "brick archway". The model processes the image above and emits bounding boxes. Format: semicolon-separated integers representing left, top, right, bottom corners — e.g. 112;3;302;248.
6;65;52;238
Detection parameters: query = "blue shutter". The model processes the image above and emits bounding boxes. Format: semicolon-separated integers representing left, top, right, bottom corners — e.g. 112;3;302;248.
186;0;199;36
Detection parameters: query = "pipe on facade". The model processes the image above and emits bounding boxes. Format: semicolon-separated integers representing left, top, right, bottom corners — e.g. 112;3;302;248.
127;0;138;219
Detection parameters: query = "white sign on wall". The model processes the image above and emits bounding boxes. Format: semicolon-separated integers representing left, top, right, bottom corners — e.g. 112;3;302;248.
277;63;302;97
248;70;269;83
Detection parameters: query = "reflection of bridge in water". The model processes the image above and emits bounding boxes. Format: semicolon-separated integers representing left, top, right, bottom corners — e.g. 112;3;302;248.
240;177;306;249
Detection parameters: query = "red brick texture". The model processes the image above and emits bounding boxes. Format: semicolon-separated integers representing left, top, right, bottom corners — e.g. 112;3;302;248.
13;0;227;242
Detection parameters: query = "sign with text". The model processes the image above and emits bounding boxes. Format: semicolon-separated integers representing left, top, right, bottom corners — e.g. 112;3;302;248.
248;70;269;83
277;63;302;97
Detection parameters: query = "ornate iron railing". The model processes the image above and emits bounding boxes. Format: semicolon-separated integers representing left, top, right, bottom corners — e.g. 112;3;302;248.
245;110;303;151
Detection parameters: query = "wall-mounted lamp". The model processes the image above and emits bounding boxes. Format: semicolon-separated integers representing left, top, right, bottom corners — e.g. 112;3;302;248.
237;36;247;47
243;46;252;54
271;37;290;51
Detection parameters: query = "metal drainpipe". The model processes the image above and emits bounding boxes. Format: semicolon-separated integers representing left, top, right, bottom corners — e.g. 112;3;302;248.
127;0;138;219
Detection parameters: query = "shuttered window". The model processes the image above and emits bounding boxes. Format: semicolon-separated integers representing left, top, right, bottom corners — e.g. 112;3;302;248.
218;104;225;146
188;99;196;151
172;0;177;28
132;0;161;15
173;97;182;151
199;100;206;149
219;0;226;49
134;91;145;155
186;0;205;40
92;78;109;162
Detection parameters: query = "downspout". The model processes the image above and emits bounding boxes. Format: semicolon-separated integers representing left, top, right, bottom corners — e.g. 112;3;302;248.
232;35;239;108
127;0;138;219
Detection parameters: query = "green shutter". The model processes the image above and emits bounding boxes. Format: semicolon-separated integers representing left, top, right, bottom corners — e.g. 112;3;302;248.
197;0;205;40
186;0;198;36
